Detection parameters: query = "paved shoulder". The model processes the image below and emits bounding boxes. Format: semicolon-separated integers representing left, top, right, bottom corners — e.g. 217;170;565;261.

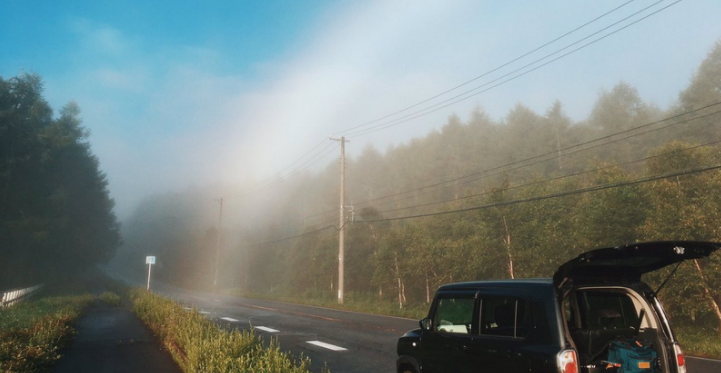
51;303;182;373
687;356;721;373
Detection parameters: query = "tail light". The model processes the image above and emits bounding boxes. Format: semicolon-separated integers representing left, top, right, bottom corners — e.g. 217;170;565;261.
557;349;579;373
674;343;686;373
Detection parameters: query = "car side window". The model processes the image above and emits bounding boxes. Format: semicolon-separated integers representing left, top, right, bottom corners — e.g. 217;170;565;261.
480;297;531;338
433;295;476;334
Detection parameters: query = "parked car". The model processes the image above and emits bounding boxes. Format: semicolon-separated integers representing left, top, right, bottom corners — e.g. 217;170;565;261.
397;241;719;373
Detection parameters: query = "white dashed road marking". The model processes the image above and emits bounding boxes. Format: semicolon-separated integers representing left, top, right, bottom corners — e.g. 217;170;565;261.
255;326;280;333
307;341;347;351
221;317;239;322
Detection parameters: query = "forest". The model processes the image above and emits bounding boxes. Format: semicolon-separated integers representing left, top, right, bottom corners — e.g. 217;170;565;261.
0;74;120;289
116;39;719;333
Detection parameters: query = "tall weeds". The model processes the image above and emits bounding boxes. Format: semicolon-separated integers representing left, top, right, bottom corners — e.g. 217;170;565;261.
131;289;317;373
0;295;93;373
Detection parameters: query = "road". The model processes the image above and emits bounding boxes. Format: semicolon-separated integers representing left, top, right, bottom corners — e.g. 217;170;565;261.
147;282;718;373
688;356;721;373
151;282;415;373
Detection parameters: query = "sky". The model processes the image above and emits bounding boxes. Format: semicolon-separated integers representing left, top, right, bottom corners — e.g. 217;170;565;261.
2;0;720;220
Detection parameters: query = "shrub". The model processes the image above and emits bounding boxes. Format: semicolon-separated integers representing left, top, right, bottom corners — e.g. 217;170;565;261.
98;292;122;307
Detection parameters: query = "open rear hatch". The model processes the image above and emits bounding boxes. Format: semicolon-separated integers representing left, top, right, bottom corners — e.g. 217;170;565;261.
553;241;720;288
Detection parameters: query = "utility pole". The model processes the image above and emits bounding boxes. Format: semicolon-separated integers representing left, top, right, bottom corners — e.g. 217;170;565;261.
330;136;349;304
213;197;224;288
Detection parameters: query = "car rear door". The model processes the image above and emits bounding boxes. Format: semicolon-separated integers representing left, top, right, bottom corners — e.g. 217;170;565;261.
467;288;535;373
553;241;719;287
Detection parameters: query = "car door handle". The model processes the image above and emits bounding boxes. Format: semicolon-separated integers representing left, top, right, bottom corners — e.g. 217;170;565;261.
508;349;523;358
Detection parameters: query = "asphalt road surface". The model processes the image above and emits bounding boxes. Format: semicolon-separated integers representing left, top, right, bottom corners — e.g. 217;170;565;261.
145;281;719;373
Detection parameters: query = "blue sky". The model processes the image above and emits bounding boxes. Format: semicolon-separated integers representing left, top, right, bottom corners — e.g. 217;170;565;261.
2;0;720;220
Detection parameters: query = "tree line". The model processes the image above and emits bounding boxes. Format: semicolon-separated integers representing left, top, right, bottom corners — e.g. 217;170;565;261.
0;74;120;289
116;40;721;333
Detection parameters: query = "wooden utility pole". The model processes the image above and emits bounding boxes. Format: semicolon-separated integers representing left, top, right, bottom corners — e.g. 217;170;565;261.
330;136;349;304
213;197;224;288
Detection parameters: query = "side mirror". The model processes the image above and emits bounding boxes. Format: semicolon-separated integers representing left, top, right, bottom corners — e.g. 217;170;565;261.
420;318;433;331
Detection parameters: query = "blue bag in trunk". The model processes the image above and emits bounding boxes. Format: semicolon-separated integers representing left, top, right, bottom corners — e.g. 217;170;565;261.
605;339;657;373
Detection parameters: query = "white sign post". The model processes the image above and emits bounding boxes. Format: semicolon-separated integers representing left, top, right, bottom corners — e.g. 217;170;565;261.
145;256;156;291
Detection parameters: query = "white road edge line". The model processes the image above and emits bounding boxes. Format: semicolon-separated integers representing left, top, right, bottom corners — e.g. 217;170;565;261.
307;341;347;351
255;326;280;333
221;317;239;322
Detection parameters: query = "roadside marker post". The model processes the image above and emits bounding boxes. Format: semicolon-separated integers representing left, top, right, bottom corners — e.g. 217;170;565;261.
146;256;156;291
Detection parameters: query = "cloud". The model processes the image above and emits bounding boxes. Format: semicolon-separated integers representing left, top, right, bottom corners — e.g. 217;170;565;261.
89;67;146;92
69;18;131;57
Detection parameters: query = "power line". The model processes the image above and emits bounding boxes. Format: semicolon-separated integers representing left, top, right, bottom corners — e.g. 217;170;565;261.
374;139;721;217
352;101;721;211
373;106;721;211
335;0;640;136
230;1;650;203
253;102;721;237
200;0;690;235
243;224;337;247
240;154;721;246
239;105;721;244
345;0;681;138
357;163;721;223
226;138;338;200
216;0;677;203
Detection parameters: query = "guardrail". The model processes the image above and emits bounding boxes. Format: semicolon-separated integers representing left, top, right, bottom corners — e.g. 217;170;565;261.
1;284;44;308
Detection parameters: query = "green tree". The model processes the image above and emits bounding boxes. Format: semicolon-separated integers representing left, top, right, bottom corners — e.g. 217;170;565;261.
286;227;337;297
678;40;721;111
675;39;721;143
576;163;649;247
373;222;418;308
504;177;584;278
477;178;519;279
346;207;387;294
542;101;573;174
638;142;721;335
0;74;120;288
587;82;660;165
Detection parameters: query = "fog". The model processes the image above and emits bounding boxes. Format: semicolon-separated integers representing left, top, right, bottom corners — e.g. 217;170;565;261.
1;1;716;222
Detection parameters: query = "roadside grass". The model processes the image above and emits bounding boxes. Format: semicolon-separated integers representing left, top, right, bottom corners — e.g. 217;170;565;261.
98;291;122;307
0;295;94;373
223;288;428;321
676;325;721;359
131;288;320;373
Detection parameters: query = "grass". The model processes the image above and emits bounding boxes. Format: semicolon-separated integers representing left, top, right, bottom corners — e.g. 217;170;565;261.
131;288;321;373
0;295;94;373
98;291;122;307
223;288;428;320
676;325;721;359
